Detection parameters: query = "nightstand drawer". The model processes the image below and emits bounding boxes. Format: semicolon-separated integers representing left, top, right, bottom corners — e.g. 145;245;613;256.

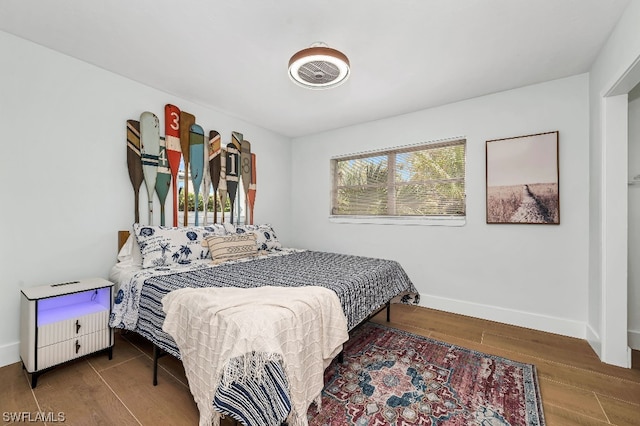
37;329;111;370
37;310;110;347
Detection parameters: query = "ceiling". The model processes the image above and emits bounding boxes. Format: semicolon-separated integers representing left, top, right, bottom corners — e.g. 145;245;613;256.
0;0;630;138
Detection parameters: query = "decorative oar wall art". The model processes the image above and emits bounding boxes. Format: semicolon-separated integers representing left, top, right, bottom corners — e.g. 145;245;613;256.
202;134;212;225
226;132;242;224
218;148;228;223
248;153;257;225
140;111;160;225
164;104;182;227
241;139;252;225
125;104;258;226
208;131;222;224
189;124;205;226
126;120;144;223
179;111;195;226
155;136;171;226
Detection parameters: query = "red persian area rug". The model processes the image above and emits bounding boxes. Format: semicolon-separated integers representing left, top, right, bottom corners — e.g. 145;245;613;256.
307;322;545;426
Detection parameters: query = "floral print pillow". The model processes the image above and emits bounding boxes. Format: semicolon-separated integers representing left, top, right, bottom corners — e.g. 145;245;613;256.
234;224;282;251
133;224;226;269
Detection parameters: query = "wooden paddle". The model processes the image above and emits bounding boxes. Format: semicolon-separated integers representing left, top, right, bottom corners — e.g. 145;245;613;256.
126;120;144;223
248;153;257;225
218;148;227;223
164;104;182;227
179;111;195;225
208;131;221;223
189;124;205;226
226;132;242;224
140;111;160;225
202;134;211;225
155;136;171;226
240;139;252;225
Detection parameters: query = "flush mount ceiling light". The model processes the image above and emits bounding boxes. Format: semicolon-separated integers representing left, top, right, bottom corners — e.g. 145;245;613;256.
288;42;350;89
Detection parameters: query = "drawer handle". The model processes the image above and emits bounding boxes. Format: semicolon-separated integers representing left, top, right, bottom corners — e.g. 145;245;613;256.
75;340;81;354
75;320;81;334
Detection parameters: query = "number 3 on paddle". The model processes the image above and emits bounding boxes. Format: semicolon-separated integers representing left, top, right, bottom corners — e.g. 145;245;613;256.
169;111;179;131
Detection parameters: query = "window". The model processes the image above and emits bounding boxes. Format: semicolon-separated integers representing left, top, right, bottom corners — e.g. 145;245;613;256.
330;138;466;223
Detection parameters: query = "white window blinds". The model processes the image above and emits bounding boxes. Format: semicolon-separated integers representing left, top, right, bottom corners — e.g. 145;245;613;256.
331;138;466;217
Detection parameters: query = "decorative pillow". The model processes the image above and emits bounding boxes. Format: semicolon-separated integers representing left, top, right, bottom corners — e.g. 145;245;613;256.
222;223;236;234
116;234;133;262
133;224;227;268
116;234;143;267
201;233;258;265
234;224;282;251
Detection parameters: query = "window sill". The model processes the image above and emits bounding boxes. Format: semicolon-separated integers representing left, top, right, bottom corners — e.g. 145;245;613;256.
328;215;466;227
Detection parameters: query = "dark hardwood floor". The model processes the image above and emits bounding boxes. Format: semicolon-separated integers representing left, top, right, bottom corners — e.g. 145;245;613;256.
1;304;639;425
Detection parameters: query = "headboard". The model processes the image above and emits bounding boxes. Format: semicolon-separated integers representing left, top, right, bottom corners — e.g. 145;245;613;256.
118;230;130;253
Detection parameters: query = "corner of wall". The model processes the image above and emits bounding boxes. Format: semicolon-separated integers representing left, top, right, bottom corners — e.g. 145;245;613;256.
628;329;640;351
0;341;20;368
586;323;602;359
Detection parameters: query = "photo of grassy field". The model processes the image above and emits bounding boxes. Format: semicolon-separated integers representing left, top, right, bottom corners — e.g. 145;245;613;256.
486;131;559;224
486;183;559;223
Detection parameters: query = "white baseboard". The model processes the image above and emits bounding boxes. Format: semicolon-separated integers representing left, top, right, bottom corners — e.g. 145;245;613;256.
629;329;640;351
418;294;586;339
0;341;20;368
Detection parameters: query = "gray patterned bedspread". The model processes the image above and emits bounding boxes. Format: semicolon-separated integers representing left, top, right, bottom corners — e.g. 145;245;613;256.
112;250;419;358
110;250;418;426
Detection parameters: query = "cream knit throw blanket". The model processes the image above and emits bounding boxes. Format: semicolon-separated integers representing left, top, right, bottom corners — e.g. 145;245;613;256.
162;286;349;426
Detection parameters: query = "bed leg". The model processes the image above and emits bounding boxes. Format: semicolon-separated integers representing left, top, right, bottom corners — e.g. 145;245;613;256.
386;301;391;322
153;345;160;386
338;350;344;364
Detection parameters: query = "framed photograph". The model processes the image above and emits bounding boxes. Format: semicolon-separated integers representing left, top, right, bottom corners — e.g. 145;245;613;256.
486;131;559;224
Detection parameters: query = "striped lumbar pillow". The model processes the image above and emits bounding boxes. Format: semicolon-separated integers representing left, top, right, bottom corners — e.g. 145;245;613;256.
201;233;258;264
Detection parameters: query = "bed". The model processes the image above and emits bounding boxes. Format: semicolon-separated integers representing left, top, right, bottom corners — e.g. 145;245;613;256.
109;223;419;426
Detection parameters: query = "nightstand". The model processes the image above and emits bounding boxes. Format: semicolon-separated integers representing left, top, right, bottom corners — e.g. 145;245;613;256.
20;278;114;388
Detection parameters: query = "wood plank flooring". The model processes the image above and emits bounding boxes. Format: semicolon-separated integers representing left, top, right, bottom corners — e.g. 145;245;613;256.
1;304;638;425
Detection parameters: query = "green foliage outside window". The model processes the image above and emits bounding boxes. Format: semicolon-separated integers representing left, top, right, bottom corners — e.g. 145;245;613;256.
178;191;231;212
332;140;465;217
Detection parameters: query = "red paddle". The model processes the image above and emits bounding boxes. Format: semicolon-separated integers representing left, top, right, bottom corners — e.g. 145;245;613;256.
164;104;182;227
248;153;257;225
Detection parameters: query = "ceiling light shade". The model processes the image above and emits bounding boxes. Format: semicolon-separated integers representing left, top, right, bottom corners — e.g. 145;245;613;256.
288;42;350;89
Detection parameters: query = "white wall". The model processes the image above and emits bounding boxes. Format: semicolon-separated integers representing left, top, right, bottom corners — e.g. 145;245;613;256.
3;3;638;370
629;84;640;350
0;31;292;367
588;0;640;366
291;75;590;338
